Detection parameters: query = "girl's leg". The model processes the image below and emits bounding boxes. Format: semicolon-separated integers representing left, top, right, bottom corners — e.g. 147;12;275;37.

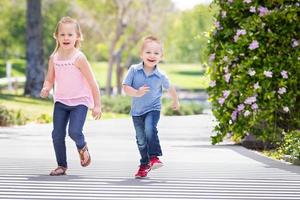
132;115;149;165
144;110;162;157
68;105;88;149
52;102;70;168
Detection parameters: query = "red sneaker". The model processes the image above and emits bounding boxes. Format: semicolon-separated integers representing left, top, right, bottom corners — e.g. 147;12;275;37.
135;164;151;178
150;156;163;170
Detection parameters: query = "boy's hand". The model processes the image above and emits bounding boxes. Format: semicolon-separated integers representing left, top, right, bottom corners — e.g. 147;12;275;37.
92;106;102;120
40;88;50;98
136;85;150;97
172;101;180;110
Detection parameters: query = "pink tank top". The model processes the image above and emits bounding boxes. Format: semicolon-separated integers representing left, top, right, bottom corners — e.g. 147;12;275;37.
53;50;94;108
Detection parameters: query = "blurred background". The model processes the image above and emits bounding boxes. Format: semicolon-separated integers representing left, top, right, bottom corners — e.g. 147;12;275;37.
0;0;216;125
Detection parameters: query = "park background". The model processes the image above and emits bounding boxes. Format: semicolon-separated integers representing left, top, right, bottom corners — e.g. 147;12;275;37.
0;0;299;163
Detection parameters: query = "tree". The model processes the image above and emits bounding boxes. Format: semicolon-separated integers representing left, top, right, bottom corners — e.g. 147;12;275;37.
24;0;44;97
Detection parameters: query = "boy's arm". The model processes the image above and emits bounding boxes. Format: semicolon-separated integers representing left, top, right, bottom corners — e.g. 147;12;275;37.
76;55;102;119
40;57;55;98
123;84;150;97
167;85;180;110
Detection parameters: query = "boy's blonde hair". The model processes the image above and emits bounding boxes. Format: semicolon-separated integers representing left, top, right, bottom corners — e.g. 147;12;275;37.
140;35;163;53
52;16;83;55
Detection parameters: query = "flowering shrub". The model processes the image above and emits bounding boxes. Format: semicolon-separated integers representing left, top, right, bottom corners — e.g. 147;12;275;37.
207;0;300;145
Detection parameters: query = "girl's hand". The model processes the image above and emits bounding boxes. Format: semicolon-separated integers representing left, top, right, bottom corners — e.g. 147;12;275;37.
92;106;102;120
40;88;50;98
136;85;150;97
172;101;180;110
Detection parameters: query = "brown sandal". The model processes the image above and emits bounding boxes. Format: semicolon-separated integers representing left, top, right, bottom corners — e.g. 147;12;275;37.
78;144;91;167
49;166;67;176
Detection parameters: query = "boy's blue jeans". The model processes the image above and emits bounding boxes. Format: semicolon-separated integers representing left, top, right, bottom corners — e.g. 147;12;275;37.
52;102;88;168
132;110;162;165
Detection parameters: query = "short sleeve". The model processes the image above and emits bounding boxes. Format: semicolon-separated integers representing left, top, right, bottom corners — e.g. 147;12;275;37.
122;66;135;86
161;73;170;90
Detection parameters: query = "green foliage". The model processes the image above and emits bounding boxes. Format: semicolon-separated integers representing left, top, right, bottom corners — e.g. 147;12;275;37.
37;113;52;124
207;0;300;145
163;101;204;116
165;5;217;63
278;130;300;160
101;95;131;114
0;105;27;126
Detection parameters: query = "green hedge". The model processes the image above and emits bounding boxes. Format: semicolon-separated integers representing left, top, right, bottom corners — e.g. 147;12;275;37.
0;105;27;126
207;0;299;145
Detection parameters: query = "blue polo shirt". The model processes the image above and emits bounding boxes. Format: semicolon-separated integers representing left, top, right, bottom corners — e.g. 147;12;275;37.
122;62;170;116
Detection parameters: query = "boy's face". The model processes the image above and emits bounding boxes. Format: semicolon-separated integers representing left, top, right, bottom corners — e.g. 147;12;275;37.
140;41;163;68
57;23;79;50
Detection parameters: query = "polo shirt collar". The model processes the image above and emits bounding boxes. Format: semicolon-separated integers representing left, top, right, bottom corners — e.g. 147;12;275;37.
137;62;161;77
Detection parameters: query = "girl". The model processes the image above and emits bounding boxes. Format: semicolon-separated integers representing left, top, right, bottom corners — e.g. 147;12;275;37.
122;36;180;178
40;16;102;176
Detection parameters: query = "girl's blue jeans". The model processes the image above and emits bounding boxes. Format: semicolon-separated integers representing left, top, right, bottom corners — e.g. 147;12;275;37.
132;110;162;165
52;102;88;168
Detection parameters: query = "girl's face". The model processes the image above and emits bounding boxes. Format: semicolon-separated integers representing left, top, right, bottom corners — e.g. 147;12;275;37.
57;23;79;50
140;41;162;68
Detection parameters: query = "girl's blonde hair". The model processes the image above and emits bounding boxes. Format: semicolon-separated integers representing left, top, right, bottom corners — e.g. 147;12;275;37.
140;35;163;53
51;16;83;55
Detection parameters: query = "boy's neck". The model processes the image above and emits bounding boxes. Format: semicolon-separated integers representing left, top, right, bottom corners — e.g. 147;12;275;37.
143;63;156;74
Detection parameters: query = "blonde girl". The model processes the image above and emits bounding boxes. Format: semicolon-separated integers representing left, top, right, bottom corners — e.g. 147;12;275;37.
40;16;102;176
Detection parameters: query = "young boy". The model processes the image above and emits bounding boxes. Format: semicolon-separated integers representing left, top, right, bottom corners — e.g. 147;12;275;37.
122;36;180;178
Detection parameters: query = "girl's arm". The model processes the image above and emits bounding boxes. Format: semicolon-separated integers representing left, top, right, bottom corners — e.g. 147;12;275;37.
167;85;180;110
75;55;102;119
40;57;55;98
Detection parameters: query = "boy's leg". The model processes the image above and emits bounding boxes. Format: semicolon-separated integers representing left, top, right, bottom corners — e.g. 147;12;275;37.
144;110;162;157
132;115;149;165
68;105;88;149
52;102;70;168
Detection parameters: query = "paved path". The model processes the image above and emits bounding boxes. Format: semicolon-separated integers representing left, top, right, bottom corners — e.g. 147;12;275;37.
0;114;299;200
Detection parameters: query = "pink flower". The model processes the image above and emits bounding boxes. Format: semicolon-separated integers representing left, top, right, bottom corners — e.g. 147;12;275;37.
249;40;259;50
292;39;299;48
251;103;258;110
258;6;269;16
231;110;238;121
243;0;252;3
264;71;273;78
237;104;245;111
278;87;286;94
223;90;230;99
283;106;289;112
247;69;256;76
209;80;216;87
228;0;234;3
218;98;225;105
250;6;256;13
281;70;288;79
234;29;247;42
244;96;257;105
224;73;231;83
254;82;260;89
209;53;215;62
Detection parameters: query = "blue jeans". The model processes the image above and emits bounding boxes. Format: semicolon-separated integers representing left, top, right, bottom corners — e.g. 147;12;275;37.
132;110;162;165
52;102;88;168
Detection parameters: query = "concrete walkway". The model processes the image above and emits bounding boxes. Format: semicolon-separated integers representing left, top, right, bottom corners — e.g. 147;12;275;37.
0;114;299;200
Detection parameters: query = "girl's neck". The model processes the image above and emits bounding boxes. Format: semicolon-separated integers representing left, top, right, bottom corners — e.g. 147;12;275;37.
57;48;78;59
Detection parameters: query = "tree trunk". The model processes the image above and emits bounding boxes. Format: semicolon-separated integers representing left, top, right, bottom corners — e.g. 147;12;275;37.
24;0;44;97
